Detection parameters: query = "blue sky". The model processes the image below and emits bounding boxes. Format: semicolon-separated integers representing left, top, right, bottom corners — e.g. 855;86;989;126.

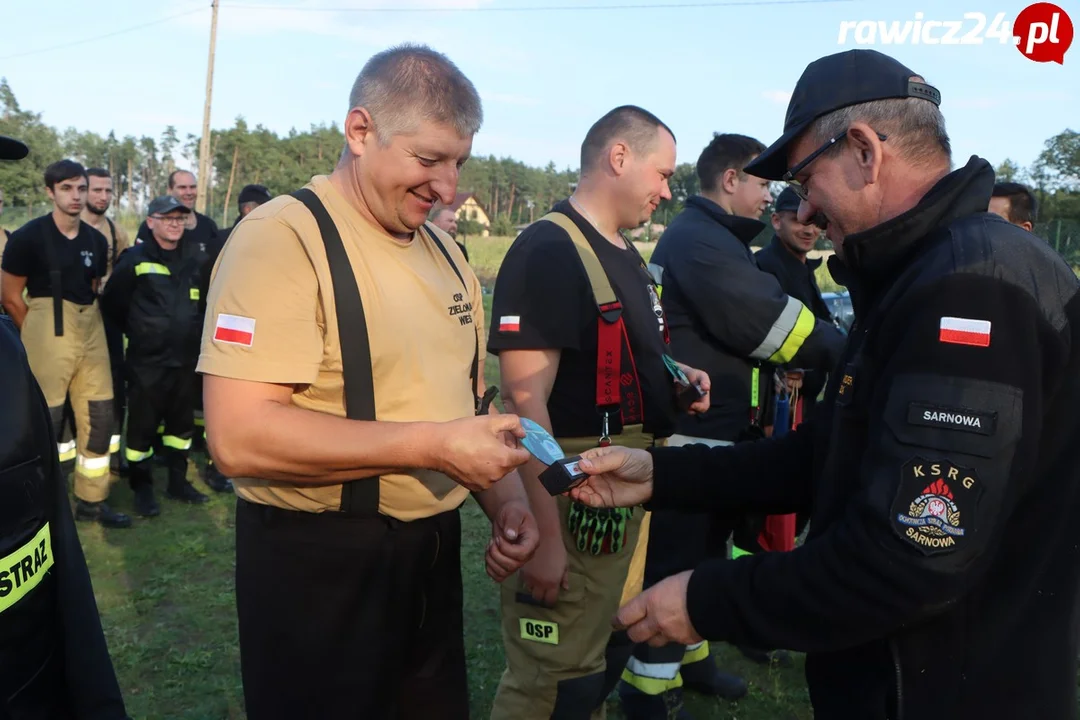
3;0;1077;176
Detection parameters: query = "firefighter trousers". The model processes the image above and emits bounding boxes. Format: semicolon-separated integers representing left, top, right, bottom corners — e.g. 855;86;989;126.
21;298;114;503
621;434;733;698
491;428;657;720
124;365;197;488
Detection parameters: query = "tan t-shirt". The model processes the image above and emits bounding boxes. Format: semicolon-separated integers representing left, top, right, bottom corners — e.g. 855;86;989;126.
196;175;483;521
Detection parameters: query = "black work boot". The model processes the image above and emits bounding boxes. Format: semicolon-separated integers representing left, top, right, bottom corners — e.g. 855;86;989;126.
618;682;694;720
680;658;748;700
133;484;160;518
75;500;133;529
165;452;208;504
202;462;234;493
128;459;160;517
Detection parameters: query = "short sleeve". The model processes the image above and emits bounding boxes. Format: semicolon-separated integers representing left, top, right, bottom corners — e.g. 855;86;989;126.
196;214;324;385
91;228;109;277
1;225;35;277
487;226;590;354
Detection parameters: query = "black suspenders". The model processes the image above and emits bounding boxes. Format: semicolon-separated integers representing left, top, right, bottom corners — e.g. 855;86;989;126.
289;188;477;517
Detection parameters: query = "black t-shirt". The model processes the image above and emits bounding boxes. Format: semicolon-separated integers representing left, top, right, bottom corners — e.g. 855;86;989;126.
137;211;219;256
488;200;675;439
1;214;108;305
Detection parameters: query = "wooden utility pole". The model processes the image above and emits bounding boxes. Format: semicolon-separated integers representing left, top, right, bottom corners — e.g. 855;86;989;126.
222;145;240;227
196;0;219;214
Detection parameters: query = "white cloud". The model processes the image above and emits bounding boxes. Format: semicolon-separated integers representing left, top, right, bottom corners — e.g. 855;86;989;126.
761;89;792;105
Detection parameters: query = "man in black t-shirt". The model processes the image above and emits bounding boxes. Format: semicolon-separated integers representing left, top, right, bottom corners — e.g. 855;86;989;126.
488;106;722;720
0;160;131;529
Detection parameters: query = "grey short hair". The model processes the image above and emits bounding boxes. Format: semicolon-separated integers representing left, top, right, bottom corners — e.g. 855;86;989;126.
808;76;951;168
348;43;483;144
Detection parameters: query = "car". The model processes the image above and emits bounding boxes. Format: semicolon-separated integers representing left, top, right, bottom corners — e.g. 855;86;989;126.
821;291;854;333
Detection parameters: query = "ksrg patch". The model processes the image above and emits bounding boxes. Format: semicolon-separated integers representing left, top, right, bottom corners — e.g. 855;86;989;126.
892;458;983;556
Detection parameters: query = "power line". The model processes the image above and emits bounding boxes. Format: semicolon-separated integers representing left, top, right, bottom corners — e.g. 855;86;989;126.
223;0;856;13
0;4;210;61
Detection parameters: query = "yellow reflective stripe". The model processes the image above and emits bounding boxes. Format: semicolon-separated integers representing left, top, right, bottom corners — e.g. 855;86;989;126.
135;262;170;276
126;447;154;462
57;440;77;463
767;304;816;364
194;415;205;428
162;435;192;451
0;523;53;615
732;545;754;558
519;618;559;645
109;435;121;454
77;455;110;478
682;640;710;664
620;666;683;695
190;287;200;300
156;424;165;435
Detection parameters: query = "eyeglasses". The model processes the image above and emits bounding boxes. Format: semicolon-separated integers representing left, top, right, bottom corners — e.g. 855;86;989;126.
151;215;187;226
783;129;888;202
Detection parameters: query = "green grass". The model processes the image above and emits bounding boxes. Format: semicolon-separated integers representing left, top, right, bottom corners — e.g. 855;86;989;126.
79;462;813;720
72;292;811;719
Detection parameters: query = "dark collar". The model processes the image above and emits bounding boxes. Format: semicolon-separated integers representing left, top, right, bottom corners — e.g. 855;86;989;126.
685;195;765;244
768;235;821;271
829;155;994;291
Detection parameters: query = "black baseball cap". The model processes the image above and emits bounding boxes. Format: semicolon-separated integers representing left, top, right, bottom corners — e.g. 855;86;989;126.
0;136;29;161
773;186;802;214
147;195;192;216
238;184;272;207
745;49;941;181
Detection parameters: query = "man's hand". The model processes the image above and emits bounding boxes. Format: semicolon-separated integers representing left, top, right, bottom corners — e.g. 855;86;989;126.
435;414;532;492
567;446;654;508
486;499;540;583
519;535;569;607
614;570;702;647
676;362;711;414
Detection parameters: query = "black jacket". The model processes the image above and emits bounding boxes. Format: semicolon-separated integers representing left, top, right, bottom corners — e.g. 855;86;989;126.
754;235;837;415
100;237;208;369
650;196;845;440
0;315;129;719
647;157;1080;719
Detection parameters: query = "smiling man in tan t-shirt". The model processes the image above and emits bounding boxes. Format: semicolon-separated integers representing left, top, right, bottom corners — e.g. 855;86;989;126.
198;44;538;720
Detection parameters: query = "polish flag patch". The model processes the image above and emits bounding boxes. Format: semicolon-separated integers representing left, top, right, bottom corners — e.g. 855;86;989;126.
939;317;991;347
213;313;256;347
499;315;521;333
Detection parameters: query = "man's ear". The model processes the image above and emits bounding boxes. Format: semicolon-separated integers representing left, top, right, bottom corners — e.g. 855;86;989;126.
609;141;630;176
344;107;376;158
1021;221;1034;233
771;212;782;233
721;167;740;195
848;123;884;186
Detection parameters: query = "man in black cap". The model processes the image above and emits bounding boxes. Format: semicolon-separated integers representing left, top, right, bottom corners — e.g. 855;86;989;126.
101;196;212;515
988;181;1038;232
227;184;273;240
565;48;1080;720
754;185;836;424
0;134;130;719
